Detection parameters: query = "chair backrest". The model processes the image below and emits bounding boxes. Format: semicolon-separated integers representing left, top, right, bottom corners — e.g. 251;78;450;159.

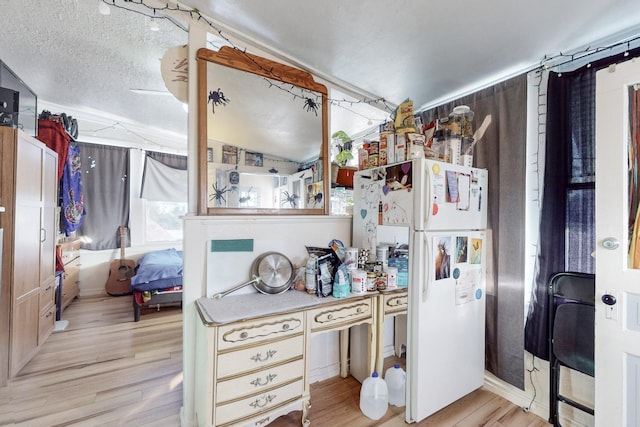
550;272;595;377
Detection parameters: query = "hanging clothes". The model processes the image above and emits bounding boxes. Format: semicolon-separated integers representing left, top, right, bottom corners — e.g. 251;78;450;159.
60;143;85;235
37;118;70;182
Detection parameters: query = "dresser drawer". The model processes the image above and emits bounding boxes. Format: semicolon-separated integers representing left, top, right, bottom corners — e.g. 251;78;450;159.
39;277;56;312
308;299;373;332
216;358;304;403
383;291;408;315
217;312;304;351
58;239;81;265
215;379;304;426
217;334;304;379
38;302;55;344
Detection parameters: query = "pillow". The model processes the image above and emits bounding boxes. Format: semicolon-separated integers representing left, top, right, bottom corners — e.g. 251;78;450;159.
132;248;183;285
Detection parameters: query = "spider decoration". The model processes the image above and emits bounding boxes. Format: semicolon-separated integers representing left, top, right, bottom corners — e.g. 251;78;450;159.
303;97;319;116
281;191;299;208
208;88;230;114
209;183;230;206
238;187;254;205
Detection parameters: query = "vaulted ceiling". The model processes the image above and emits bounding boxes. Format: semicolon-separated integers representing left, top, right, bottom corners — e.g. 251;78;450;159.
1;0;639;152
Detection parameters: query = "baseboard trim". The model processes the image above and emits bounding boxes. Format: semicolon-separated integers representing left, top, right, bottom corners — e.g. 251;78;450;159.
483;371;549;422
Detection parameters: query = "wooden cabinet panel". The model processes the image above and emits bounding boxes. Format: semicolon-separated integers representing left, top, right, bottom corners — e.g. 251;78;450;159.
13;203;41;297
39;277;56;312
10;291;40;377
39;302;55;345
1;128;58;382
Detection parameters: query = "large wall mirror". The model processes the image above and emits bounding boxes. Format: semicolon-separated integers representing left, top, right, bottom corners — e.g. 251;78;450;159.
197;46;329;215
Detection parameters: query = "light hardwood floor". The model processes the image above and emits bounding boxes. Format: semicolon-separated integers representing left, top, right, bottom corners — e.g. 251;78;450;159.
0;296;549;426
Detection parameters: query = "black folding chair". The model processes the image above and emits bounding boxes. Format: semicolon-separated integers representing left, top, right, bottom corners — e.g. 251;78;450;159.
548;272;595;426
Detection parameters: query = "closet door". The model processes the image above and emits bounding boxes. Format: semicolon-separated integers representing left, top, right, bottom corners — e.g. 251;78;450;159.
40;145;57;284
9;134;57;377
10;135;44;376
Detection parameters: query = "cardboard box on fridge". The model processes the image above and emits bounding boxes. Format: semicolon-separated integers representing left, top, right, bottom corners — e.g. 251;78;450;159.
358;147;369;170
381;133;395;166
394;133;407;163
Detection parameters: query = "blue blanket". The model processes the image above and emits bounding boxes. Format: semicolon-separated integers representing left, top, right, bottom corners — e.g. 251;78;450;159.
131;248;183;291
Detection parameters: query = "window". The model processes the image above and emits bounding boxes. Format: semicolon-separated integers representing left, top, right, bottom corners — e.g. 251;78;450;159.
145;200;187;242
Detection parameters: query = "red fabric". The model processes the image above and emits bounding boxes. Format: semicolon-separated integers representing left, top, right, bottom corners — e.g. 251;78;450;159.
37;119;69;181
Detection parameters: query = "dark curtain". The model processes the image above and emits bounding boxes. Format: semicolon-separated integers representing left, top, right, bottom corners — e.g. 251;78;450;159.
419;74;528;389
146;151;187;170
524;47;640;360
76;143;130;250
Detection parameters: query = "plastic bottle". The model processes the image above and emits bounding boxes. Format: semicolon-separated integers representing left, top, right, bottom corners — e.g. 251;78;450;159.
385;364;406;407
359;372;389;420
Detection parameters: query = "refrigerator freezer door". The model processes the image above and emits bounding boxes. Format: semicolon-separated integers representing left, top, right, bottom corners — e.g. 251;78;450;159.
406;230;486;423
414;159;488;232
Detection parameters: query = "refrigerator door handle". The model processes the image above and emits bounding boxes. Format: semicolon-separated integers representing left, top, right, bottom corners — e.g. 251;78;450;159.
423;232;430;302
424;164;432;230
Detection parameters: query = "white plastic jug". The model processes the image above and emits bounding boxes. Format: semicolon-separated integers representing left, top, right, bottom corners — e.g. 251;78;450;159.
385;364;406;407
359;372;389;420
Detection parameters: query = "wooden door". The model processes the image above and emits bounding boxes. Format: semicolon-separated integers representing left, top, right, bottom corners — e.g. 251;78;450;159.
594;58;640;426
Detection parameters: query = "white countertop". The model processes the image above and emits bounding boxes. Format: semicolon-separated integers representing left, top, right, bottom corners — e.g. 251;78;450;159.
195;290;378;325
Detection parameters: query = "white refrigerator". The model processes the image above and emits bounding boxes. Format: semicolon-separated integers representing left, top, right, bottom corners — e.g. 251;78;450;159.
352;158;488;423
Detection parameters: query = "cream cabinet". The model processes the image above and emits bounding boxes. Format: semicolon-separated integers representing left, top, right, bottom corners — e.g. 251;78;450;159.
194;292;378;427
0;127;58;381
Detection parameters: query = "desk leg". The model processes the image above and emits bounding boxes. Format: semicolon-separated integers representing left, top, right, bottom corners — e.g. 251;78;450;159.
375;295;384;374
368;323;377;376
339;329;349;378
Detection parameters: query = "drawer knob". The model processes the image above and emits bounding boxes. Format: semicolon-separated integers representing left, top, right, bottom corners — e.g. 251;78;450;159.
357;307;363;313
282;323;290;331
251;349;277;363
250;373;277;387
249;394;276;409
327;314;333;320
240;332;248;339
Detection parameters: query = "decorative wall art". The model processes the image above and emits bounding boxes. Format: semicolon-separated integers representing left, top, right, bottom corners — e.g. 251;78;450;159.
222;145;238;165
245;151;263;167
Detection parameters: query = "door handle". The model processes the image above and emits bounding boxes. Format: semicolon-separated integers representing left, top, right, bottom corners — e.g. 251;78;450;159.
602;237;620;250
602;294;617;306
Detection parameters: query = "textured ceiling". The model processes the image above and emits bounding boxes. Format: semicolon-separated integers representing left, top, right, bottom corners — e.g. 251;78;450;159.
1;0;639;153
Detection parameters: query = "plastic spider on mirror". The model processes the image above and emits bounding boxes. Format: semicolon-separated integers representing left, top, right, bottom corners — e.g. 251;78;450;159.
238;187;254;206
303;97;319;116
209;183;230;206
208;88;230;114
281;191;299;208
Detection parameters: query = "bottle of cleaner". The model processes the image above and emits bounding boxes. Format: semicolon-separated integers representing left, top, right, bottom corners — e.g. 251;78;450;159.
359;372;388;420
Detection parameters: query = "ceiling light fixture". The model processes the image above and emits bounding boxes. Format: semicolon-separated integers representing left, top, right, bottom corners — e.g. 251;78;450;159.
98;1;111;15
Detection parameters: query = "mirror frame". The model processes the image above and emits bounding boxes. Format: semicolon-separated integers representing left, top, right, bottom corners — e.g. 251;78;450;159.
197;46;329;215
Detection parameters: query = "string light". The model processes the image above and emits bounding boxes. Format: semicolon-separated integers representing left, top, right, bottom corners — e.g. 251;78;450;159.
539;34;640;72
88;121;176;151
99;0;391;121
